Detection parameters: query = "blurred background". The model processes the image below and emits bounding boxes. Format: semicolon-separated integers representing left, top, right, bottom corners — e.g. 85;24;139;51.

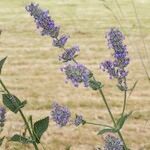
0;0;150;149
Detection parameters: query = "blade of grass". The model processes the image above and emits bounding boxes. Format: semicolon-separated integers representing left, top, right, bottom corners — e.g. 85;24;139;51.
131;0;150;63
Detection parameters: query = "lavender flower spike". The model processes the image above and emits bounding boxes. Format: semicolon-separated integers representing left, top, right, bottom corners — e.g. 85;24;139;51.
100;27;129;89
106;27;125;50
26;3;59;38
51;102;71;127
0;107;6;127
104;134;124;150
61;63;93;87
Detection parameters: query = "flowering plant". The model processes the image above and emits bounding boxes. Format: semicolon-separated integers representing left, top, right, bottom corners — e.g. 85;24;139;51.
0;2;146;150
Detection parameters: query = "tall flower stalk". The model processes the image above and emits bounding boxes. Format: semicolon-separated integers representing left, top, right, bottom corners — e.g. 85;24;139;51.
100;27;129;117
26;3;131;149
101;0;150;83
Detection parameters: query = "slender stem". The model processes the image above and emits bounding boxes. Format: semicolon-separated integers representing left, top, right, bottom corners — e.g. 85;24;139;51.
29;116;46;150
0;79;38;150
98;88;128;150
84;121;113;128
98;88;116;125
19;111;38;150
91;75;128;150
114;0;124;17
131;0;150;62
122;90;127;116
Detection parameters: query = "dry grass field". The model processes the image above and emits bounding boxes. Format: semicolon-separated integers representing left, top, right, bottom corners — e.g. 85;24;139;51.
0;0;150;149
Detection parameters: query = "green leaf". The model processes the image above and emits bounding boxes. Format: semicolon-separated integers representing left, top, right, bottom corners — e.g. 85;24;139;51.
33;116;49;143
10;134;33;144
97;127;117;135
0;136;5;146
0;57;7;74
2;94;26;113
127;80;138;99
116;111;132;130
89;80;103;90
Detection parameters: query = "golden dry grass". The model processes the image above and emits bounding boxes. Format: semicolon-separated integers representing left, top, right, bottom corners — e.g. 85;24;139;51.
0;0;150;149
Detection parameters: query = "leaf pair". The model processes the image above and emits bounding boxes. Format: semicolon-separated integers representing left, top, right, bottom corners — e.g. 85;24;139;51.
10;117;49;144
98;111;132;135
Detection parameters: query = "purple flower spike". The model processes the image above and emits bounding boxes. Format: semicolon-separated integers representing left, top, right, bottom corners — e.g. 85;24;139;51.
0;107;6;127
104;135;124;150
101;28;129;89
59;45;80;62
26;3;59;38
106;27;125;50
74;115;83;126
61;63;92;87
53;35;69;48
51;102;71;127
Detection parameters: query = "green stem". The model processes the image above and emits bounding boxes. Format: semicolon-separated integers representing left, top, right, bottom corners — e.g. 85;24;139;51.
87;73;128;149
84;121;113;128
0;79;38;150
122;90;127;116
98;88;116;125
97;86;128;150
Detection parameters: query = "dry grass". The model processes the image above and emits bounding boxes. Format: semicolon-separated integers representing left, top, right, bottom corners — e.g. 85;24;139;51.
0;0;150;149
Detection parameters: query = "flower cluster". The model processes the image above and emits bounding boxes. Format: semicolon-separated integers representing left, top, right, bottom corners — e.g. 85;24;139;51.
50;102;84;127
61;63;92;87
100;28;129;89
74;115;83;126
26;3;70;49
26;3;59;38
59;46;80;62
104;134;124;150
0;107;6;127
51;102;71;127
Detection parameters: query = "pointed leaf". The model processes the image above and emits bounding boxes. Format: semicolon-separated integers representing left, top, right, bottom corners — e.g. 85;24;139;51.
2;94;26;113
116;111;132;130
33;116;49;143
97;127;117;135
10;134;33;144
128;80;138;99
0;57;7;74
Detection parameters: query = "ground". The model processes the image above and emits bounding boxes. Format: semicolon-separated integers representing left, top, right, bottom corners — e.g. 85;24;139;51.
0;0;150;149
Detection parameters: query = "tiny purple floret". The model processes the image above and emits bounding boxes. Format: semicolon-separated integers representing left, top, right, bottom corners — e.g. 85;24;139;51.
74;115;83;126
